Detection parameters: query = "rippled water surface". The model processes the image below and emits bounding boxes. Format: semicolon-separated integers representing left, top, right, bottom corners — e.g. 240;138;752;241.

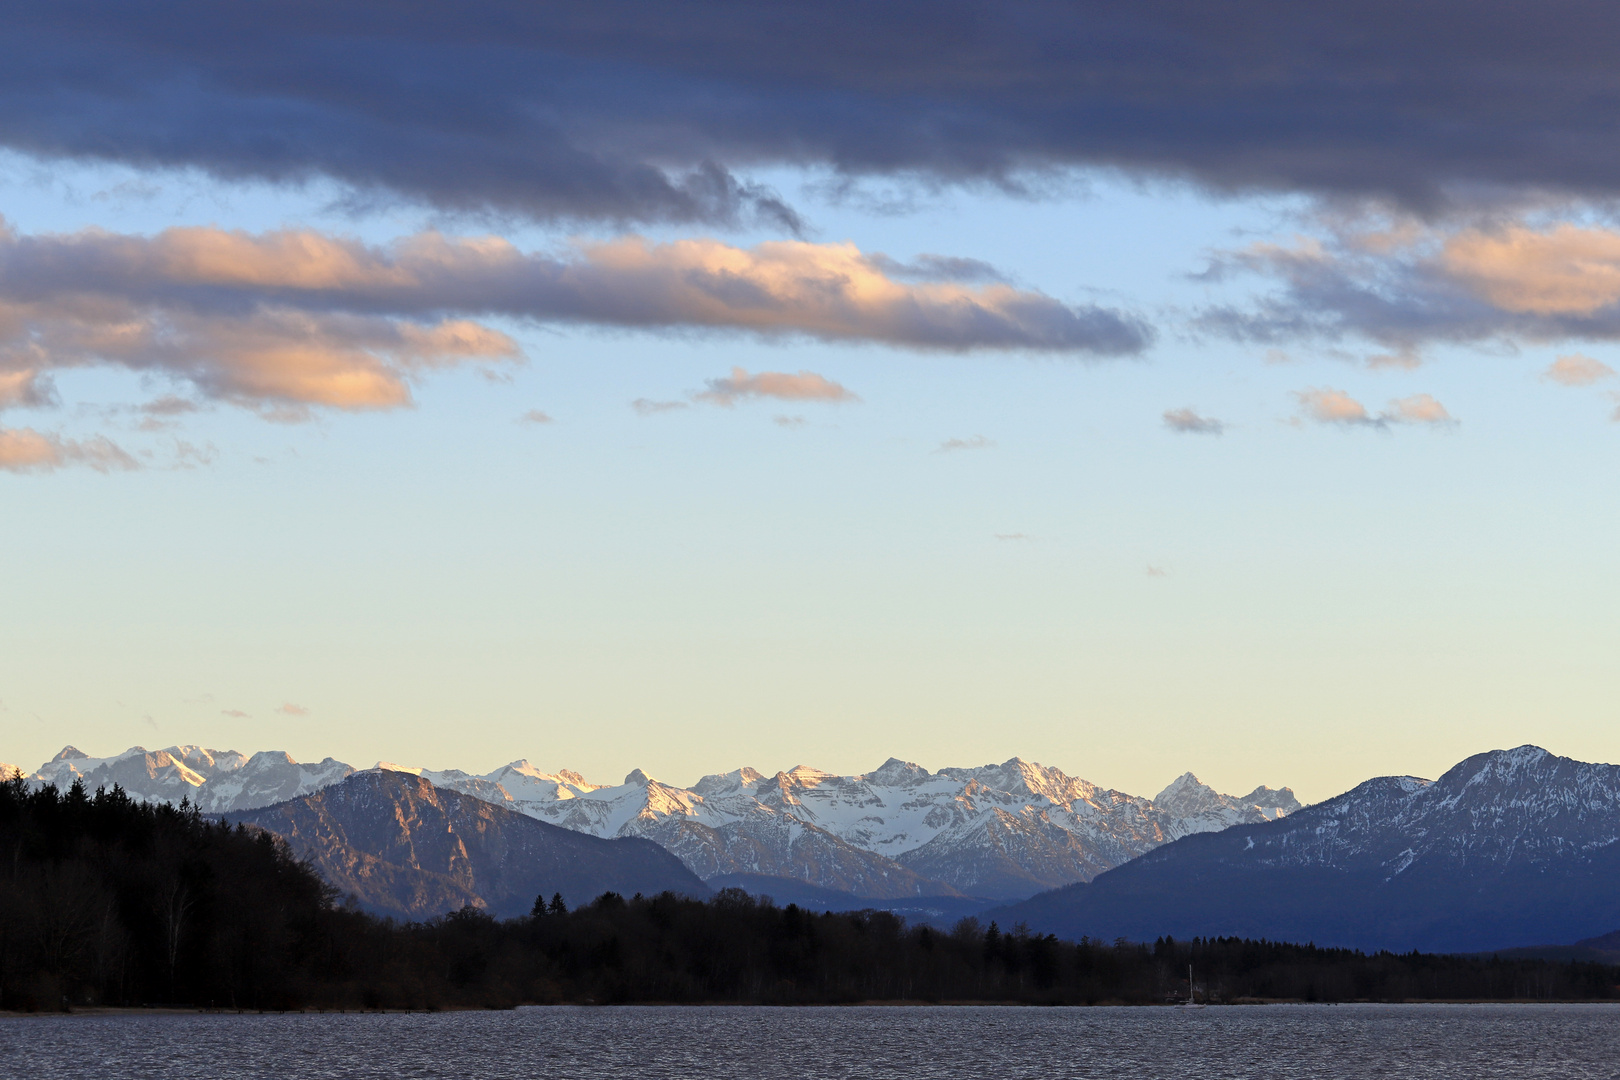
5;1004;1620;1079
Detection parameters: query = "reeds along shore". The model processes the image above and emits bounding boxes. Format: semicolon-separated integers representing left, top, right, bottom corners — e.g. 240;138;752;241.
3;778;1616;1011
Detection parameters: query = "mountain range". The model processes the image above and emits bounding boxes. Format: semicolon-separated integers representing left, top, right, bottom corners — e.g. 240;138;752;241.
995;745;1620;953
19;745;1298;902
13;741;1620;952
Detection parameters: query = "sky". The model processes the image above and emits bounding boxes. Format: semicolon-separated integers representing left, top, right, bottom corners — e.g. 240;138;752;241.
2;2;1619;802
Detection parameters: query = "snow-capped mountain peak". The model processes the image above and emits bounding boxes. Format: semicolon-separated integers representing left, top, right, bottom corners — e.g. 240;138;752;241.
690;767;766;796
866;758;931;786
1153;771;1302;830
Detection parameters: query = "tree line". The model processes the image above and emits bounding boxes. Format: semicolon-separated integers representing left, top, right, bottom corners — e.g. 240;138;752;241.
4;778;1616;1010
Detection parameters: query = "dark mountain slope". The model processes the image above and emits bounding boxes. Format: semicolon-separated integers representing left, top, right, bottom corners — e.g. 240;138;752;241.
224;770;708;919
994;746;1620;954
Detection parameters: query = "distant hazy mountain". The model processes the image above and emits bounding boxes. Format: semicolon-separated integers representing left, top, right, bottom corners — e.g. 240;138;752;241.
223;770;709;919
21;745;1297;902
993;746;1620;953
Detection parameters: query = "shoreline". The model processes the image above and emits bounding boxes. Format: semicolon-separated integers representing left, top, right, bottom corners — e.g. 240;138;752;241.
7;998;1620;1018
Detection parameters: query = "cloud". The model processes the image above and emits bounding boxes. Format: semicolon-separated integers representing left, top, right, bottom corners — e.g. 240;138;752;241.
1294;388;1456;429
996;532;1033;541
518;409;554;424
0;223;1146;421
1201;218;1620;362
1163;408;1224;435
1544;353;1615;387
275;702;309;716
1386;393;1454;425
141;395;201;417
868;254;1008;284
1146;565;1170;578
937;435;993;452
632;398;689;416
0;370;55;409
772;415;807;427
694;368;858;406
1296;388;1376;426
7;4;1620;219
0;427;139;473
220;709;250;718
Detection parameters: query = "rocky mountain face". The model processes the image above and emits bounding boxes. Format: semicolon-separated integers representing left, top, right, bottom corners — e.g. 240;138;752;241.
31;744;353;812
21;744;1297;901
222;770;709;920
994;746;1620;953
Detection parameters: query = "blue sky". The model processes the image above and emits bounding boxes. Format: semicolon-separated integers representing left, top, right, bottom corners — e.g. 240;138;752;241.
3;6;1619;800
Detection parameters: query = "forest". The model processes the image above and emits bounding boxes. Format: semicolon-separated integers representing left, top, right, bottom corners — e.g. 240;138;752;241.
3;778;1616;1011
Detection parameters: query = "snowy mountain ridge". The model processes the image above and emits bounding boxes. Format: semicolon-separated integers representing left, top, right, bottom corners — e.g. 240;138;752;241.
19;744;1297;900
27;744;354;813
995;744;1620;953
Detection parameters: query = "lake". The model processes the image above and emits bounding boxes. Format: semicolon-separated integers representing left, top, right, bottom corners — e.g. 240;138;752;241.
4;1003;1618;1079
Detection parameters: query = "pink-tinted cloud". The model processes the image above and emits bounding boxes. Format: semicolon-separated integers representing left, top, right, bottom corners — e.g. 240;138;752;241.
275;702;310;716
1439;226;1620;316
0;426;139;473
518;409;554;424
0;223;1147;424
1296;388;1375;425
1386;393;1454;424
1295;388;1456;428
0;370;54;409
694;367;858;406
1203;217;1620;364
1543;353;1615;386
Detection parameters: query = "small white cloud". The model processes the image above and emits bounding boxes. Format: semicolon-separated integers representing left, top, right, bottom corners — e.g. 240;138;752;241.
772;415;807;428
518;409;554;424
995;533;1033;542
1146;565;1170;578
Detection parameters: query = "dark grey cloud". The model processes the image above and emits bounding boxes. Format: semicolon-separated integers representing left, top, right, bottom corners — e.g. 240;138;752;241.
5;3;1620;223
